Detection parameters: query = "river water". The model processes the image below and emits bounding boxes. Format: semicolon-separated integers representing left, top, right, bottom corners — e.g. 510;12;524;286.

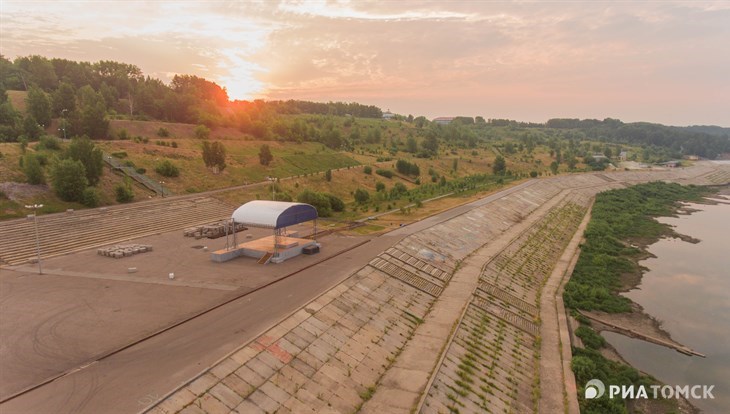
602;197;730;413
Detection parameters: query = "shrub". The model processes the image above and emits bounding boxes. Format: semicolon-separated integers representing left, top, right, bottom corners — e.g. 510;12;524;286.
375;169;393;179
363;166;372;175
115;181;134;203
51;159;88;202
23;153;45;185
157;127;170;137
325;169;332;182
530;170;538;178
389;182;408;198
155;160;180;177
324;193;345;212
375;182;385;192
354;188;370;204
39;135;61;150
396;159;420;176
194;124;210;140
117;128;130;140
81;187;100;207
135;167;146;174
297;189;332;217
171;141;178;148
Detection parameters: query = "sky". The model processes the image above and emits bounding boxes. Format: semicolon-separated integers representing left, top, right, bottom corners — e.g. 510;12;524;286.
1;1;729;126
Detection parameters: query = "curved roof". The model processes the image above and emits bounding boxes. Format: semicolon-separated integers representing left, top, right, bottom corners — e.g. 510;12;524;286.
231;201;318;229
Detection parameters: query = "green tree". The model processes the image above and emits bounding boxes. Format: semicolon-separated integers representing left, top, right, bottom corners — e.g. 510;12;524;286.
81;99;109;138
81;187;100;207
22;153;45;184
52;82;76;116
23;114;43;140
194;124;210;139
155;160;180;177
375;181;385;192
66;136;103;185
354;188;370;204
115;179;134;203
550;161;559;175
51;158;88;201
325;169;332;182
296;189;332;217
493;155;506;175
363;166;372;175
406;137;418;153
259;144;273;166
422;132;439;155
202;141;226;172
26;85;52;127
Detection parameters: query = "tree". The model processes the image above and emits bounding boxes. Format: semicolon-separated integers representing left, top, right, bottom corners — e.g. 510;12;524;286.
422;132;439;155
550;161;559;175
23;114;43;140
155;160;180;177
354;188;370;204
80;99;109;138
66;136;104;185
375;181;385;192
296;189;332;217
259;144;273;166
325;169;332;182
202;141;226;172
115;179;134;203
406;137;418;153
363;166;372;175
52;82;76;116
493;155;506;175
194;124;210;139
81;187;100;207
51;158;88;201
23;153;45;184
26;85;52;127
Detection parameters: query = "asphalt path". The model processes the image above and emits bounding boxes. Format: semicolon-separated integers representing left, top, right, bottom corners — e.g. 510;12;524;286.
0;179;536;414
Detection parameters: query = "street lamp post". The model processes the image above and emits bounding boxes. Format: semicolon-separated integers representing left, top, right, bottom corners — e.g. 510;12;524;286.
60;109;68;141
25;204;44;274
159;181;165;198
268;176;276;200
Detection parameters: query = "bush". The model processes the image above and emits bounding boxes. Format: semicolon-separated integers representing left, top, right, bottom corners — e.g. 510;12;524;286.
157;127;170;137
117;129;130;140
23;153;45;185
530;170;538;178
375;169;393;179
575;326;606;350
389;182;408;198
375;182;385;192
297;189;332;217
363;166;372;175
194;124;210;140
155;160;180;177
324;193;345;212
115;181;134;203
135;167;146;174
396;159;420;176
51;159;88;202
354;188;370;204
81;187;100;207
39;135;61;150
170;141;178;148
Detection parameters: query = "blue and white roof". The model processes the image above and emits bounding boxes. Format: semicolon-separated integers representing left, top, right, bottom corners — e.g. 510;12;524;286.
231;201;318;229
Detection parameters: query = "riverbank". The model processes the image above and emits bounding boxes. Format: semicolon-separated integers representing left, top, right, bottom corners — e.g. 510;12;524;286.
564;181;723;414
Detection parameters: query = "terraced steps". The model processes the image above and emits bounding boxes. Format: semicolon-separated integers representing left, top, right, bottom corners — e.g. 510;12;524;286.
0;197;233;265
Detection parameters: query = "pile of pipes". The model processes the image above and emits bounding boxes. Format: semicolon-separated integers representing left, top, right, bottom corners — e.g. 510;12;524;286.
183;221;247;239
98;244;153;259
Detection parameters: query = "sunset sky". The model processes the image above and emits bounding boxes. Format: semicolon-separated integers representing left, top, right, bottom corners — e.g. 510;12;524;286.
2;1;729;126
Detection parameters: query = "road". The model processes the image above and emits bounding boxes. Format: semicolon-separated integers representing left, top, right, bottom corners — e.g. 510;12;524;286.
0;180;536;414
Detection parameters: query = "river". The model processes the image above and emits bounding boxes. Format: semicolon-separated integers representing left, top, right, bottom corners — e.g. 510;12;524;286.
602;196;730;412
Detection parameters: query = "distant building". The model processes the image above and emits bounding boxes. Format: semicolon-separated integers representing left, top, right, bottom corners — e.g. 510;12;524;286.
433;117;454;125
382;110;396;120
659;160;681;168
618;151;629;161
592;154;609;161
684;155;700;161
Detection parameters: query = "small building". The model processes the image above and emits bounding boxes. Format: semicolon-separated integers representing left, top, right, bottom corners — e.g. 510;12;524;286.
433;117;454;125
618;151;629;161
382;110;396;120
592;154;609;161
684;155;700;161
211;201;320;264
659;160;681;168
